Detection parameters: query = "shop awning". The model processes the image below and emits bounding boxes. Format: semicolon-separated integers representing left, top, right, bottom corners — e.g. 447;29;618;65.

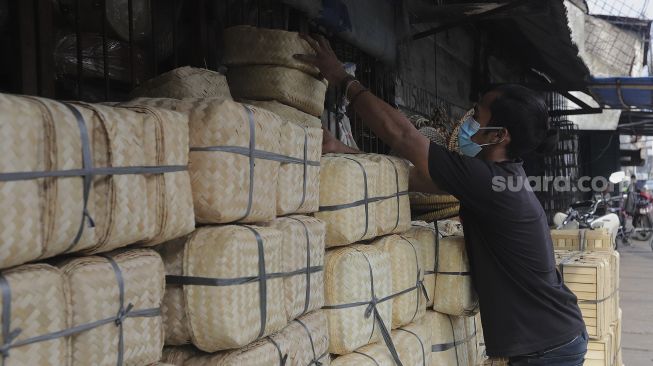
589;77;653;110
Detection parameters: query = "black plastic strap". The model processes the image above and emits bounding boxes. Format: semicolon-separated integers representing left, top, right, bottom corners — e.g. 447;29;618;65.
62;102;95;251
323;248;403;366
436;271;471;276
0;262;160;366
289;217;313;316
398;327;426;366
297;126;309;211
318;192;409;211
295;318;324;366
245;226;267;338
353;351;380;366
190;146;320;166
267;337;288;366
165;266;323;287
399;236;427;322
578;288;619;305
385;157;402;232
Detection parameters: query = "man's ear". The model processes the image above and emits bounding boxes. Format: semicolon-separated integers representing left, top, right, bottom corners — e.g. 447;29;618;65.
496;128;510;145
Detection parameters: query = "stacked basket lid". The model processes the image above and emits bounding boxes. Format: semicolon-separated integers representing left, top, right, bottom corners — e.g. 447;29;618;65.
149;26;331;365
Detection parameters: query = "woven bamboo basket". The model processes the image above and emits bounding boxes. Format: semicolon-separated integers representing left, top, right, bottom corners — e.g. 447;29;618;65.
434;236;479;316
160;311;330;366
392;320;432;366
223;26;320;77
267;216;326;321
275;122;322;215
315;154;379;247
130;66;232;100
58;249;165;366
324;244;392;354
0;94;89;269
0;264;69;366
556;250;619;339
427;310;478;366
242;100;322;129
127;97;282;224
332;320;431;366
404;224;437;307
73;102;194;253
362;155;411;236
114;104;195;246
372;235;426;329
0;95;193;269
158;225;287;352
228;66;327;117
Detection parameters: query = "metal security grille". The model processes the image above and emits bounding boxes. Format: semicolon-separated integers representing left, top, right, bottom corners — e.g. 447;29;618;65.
540;92;581;223
1;0;394;153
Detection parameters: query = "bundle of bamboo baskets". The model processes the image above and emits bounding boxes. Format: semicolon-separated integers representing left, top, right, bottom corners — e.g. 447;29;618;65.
224;25;327;118
0;93;195;270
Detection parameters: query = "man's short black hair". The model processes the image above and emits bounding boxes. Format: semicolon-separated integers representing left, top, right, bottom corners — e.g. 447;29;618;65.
488;85;558;159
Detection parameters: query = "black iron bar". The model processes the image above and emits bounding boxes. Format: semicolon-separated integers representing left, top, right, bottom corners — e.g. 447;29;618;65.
102;0;110;100
127;0;135;88
75;0;83;98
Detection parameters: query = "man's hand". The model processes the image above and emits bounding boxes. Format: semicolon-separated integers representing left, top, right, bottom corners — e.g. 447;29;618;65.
294;34;349;86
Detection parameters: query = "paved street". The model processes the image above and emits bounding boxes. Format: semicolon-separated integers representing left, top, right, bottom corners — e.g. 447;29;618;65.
619;240;653;366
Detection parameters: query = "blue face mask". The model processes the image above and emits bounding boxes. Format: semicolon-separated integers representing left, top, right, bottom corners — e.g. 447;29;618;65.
458;117;505;157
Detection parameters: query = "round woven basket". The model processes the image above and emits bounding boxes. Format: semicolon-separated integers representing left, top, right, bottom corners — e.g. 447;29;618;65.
267;216;326;321
324;244;392;354
434;236;479;316
372;235;426;329
228;65;327;117
130;66;232;100
223;25;320;77
126;97;282;224
158;225;287;352
315;154;379;247
242;100;323;129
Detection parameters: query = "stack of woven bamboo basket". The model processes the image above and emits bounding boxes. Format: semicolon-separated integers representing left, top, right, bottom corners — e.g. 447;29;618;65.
551;228;623;366
316;148;480;365
0;93;196;365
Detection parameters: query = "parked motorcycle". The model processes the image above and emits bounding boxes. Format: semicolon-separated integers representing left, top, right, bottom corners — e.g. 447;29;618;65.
553;196;620;249
631;191;653;241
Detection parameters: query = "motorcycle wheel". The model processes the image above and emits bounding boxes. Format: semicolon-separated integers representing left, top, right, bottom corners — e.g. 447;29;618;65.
632;214;653;241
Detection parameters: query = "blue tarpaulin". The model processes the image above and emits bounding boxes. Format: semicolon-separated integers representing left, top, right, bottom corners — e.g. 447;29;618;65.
589;77;653;110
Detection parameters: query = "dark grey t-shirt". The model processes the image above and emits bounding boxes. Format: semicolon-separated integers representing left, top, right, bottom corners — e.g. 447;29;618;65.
428;143;585;357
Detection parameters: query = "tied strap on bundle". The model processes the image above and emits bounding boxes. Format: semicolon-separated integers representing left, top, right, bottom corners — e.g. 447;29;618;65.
397;327;427;366
288;217;318;317
0;100;188;253
398;236;429;321
384;156;404;233
189;105;320;221
165;225;323;339
0;256;160;366
322;248;403;366
267;336;289;366
295;318;328;366
431;316;477;366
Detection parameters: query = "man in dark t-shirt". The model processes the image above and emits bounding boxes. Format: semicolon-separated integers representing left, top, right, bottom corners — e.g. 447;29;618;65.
297;34;587;365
